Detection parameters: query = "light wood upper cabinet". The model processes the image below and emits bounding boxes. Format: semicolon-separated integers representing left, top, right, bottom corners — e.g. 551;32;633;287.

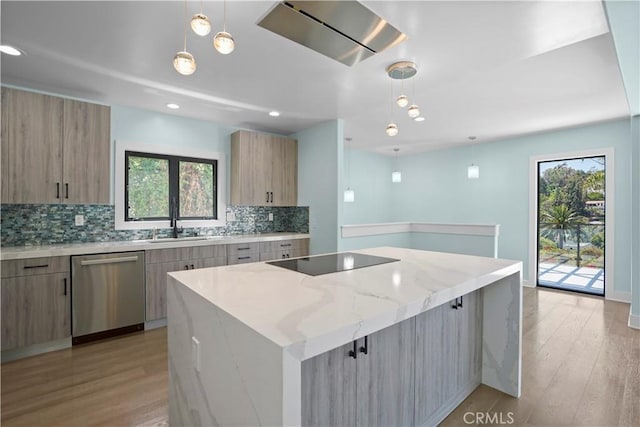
1;87;110;204
63;99;110;204
1;87;63;203
230;130;297;206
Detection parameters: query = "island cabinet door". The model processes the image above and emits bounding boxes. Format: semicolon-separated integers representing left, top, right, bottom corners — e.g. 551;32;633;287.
356;318;416;427
414;290;483;426
301;341;357;427
301;318;415;427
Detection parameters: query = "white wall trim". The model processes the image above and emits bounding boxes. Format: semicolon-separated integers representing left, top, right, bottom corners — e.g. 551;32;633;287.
114;140;227;230
629;310;640;330
528;148;615;300
607;291;631;304
341;222;500;238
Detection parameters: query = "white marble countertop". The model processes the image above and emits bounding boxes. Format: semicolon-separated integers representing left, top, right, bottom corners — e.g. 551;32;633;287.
0;233;310;260
168;246;522;361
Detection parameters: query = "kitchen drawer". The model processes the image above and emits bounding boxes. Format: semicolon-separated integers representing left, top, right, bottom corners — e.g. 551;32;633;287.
227;253;260;265
146;244;226;264
226;242;259;257
1;256;70;278
260;248;308;262
259;239;308;254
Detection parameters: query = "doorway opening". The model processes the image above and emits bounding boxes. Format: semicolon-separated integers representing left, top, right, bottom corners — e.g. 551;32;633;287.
536;156;605;296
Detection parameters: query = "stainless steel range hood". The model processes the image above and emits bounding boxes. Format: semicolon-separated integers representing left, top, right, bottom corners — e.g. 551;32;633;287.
257;1;407;66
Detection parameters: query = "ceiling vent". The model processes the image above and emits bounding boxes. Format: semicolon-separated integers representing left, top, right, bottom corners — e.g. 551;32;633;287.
257;1;407;66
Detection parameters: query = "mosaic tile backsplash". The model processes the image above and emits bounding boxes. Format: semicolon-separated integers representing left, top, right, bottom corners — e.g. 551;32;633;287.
0;204;309;247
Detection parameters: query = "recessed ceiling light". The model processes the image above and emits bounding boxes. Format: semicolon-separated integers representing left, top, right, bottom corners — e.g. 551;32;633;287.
414;116;425;122
166;103;180;110
0;45;22;56
269;111;280;117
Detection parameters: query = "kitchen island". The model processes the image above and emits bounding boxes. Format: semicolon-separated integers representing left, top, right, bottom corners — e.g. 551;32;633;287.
167;247;522;426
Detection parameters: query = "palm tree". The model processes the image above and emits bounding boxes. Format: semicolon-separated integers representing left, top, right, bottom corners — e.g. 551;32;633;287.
540;204;584;249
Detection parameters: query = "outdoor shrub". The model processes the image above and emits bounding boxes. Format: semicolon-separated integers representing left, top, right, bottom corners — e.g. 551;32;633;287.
591;232;605;249
581;246;603;257
538;237;557;250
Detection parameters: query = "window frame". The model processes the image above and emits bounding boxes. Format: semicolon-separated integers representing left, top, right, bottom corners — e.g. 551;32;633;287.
115;140;226;230
124;151;218;222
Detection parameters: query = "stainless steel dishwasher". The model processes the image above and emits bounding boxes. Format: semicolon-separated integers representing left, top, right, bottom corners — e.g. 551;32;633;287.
71;251;145;344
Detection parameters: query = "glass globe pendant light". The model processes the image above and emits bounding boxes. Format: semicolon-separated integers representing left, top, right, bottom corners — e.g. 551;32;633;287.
191;14;211;36
407;104;420;118
214;0;235;54
174;0;196;75
396;94;409;108
386;123;399;137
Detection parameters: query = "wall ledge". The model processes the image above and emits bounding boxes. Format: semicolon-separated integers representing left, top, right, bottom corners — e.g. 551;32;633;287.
341;222;500;238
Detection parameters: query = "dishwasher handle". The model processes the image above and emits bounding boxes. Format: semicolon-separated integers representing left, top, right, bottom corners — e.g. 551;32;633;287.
79;256;140;266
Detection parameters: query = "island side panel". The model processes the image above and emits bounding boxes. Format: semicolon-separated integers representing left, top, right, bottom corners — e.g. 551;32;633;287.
167;275;291;426
481;270;522;397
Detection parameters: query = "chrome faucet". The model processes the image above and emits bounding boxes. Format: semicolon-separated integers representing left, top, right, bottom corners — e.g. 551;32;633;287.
170;197;183;238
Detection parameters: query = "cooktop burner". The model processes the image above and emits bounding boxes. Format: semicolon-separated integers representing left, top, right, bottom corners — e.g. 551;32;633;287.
267;252;399;276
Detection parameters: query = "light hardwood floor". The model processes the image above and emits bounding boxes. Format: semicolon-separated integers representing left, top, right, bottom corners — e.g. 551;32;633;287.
1;287;638;426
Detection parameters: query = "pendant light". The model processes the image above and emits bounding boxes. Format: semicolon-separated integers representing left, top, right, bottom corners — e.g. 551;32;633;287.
191;0;211;36
386;77;398;136
396;70;409;107
214;0;235;54
467;136;479;179
344;138;355;202
173;0;197;75
407;76;420;118
392;148;402;183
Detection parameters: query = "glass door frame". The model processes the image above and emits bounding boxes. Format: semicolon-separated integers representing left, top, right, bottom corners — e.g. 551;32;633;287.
528;148;615;300
536;155;606;296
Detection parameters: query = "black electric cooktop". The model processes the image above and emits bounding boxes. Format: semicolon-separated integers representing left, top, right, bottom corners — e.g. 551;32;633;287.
267;252;399;276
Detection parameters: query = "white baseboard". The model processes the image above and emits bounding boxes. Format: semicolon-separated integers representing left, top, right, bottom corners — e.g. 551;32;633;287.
523;279;536;288
607;290;631;303
629;310;640;330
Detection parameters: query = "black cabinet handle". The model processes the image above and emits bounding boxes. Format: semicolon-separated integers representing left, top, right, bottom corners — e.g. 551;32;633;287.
282;254;286;259
280;243;292;247
190;264;195;269
63;278;67;296
24;264;49;269
457;296;463;308
185;265;189;270
270;192;273;203
237;247;250;251
286;253;290;258
65;183;69;199
451;299;458;310
266;192;269;203
348;341;358;359
56;182;60;199
359;336;368;355
238;256;251;260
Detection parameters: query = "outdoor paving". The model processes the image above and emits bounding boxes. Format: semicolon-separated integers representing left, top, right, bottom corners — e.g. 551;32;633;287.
538;262;604;295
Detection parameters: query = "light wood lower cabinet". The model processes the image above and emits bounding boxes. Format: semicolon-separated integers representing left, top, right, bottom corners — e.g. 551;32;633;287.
259;238;309;261
414;290;483;426
145;246;226;321
1;257;71;351
302;318;415;427
302;289;482;427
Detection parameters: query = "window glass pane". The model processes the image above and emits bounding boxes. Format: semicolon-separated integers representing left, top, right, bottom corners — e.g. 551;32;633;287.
180;161;214;218
127;155;169;219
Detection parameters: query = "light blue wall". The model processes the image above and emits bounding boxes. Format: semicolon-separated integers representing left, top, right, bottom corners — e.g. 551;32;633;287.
605;0;640;115
296;120;343;254
632;116;639;317
384;119;632;295
110;105;236;204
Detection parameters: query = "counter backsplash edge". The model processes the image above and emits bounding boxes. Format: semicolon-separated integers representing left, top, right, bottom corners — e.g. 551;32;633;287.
0;204;309;247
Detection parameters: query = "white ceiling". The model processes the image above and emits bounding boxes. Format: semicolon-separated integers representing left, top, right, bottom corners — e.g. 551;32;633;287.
0;1;630;155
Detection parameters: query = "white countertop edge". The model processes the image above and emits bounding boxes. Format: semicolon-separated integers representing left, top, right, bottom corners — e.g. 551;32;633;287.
0;233;310;260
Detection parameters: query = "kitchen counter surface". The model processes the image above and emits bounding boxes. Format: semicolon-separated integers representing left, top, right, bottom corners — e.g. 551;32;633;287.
0;233;310;260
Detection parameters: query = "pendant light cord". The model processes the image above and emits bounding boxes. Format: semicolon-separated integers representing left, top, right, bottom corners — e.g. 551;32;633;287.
183;0;188;51
223;0;227;32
